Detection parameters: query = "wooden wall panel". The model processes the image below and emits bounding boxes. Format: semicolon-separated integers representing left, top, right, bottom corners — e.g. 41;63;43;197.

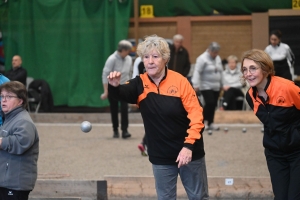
128;22;176;40
252;13;269;50
190;21;251;63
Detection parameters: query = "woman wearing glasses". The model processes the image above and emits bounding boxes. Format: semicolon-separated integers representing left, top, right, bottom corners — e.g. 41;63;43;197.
242;49;300;200
0;81;39;200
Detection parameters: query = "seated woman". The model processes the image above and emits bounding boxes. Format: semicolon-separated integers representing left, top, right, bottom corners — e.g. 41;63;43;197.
221;55;244;110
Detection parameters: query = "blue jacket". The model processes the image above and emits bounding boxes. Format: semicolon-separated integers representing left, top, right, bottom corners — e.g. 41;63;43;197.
0;74;10;125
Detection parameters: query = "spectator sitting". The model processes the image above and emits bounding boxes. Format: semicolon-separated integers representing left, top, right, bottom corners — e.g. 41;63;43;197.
220;55;244;110
5;55;27;86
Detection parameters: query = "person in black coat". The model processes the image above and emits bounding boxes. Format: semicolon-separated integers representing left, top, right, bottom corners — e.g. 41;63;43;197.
168;34;191;77
5;55;27;86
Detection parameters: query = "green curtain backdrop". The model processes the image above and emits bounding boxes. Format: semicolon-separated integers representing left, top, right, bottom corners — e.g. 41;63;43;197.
134;0;291;16
0;0;132;108
0;0;293;108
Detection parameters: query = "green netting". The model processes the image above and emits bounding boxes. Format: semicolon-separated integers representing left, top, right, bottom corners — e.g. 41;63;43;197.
0;0;132;107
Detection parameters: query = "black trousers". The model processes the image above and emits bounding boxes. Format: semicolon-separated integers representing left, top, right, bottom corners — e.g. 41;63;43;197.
142;134;147;146
265;148;300;200
201;90;220;125
274;59;292;81
0;187;30;200
223;87;244;110
108;95;128;132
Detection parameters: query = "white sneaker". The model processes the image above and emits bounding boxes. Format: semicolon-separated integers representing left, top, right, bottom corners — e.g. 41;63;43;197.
207;123;220;131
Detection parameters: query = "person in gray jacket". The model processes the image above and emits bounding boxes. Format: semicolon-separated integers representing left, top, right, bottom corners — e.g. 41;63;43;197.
100;40;133;139
192;42;223;131
0;81;39;200
220;55;244;110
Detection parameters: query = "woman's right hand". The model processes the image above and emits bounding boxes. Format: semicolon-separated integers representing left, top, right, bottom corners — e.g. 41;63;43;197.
107;71;121;87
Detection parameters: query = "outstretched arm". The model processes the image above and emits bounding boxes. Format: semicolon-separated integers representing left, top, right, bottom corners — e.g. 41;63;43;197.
100;71;121;100
107;71;121;87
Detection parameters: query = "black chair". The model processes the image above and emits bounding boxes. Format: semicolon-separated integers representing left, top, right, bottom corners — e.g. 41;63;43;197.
26;77;41;113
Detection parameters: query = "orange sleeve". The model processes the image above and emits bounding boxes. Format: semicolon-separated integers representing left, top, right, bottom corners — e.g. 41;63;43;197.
288;83;300;110
180;78;204;144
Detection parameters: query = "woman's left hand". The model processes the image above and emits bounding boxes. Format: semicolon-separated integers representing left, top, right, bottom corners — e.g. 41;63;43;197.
176;147;192;168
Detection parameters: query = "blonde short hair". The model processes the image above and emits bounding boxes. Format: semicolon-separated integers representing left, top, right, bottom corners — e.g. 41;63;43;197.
136;35;170;61
227;55;238;63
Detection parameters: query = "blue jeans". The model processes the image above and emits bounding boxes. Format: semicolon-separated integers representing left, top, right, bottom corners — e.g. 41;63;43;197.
152;157;209;200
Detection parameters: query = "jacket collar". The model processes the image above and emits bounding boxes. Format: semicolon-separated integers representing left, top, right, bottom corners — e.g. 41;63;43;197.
171;44;184;53
147;67;168;85
224;64;240;74
4;106;24;122
251;75;271;99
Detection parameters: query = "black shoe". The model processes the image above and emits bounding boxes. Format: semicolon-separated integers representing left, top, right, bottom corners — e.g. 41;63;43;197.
122;131;131;139
113;130;119;138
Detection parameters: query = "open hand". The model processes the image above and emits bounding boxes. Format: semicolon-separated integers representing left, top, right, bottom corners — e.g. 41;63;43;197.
107;71;121;87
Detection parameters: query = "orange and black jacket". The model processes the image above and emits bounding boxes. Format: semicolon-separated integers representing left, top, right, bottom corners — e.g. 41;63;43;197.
246;76;300;153
108;68;205;165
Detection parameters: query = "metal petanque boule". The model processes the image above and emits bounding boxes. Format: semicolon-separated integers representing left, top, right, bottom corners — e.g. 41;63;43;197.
224;127;229;133
81;121;92;133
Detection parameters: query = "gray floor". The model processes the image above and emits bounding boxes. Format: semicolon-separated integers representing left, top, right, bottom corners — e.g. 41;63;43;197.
37;123;269;179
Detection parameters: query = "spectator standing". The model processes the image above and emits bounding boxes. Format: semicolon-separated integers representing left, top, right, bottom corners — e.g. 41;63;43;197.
221;55;244;110
168;34;191;77
265;30;295;81
0;81;39;200
192;42;222;131
243;49;300;199
101;40;133;139
107;35;209;199
5;55;27;86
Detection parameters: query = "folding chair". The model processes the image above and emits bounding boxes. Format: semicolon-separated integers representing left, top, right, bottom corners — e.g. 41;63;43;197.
26;77;41;113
